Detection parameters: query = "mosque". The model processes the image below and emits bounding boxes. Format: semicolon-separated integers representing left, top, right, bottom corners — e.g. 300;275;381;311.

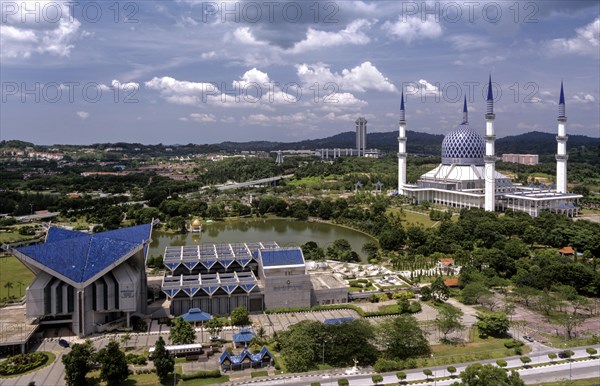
397;77;582;217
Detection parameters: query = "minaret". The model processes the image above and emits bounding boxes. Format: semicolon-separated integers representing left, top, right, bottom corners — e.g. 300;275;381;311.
484;75;496;212
556;82;568;193
462;95;468;123
397;91;407;194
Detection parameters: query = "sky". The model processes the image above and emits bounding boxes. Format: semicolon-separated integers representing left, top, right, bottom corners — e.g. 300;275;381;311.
1;0;599;145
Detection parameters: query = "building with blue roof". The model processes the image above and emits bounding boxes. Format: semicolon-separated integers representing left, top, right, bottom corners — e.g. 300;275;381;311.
219;346;273;371
162;243;347;316
11;223;153;337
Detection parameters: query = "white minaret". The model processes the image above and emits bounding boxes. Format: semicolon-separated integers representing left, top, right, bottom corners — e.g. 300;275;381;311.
397;92;407;194
556;82;568;193
484;76;496;212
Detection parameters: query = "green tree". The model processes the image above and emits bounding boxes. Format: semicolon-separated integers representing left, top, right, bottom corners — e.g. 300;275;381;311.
230;306;250;326
430;277;450;302
435;305;464;340
461;283;492;305
453;363;525;386
206;318;224;338
423;369;433;379
377;315;430;360
326;239;358;262
301;241;325;260
150;336;174;384
586;348;597;357
169;317;196;345
548;353;557;362
447;366;457;377
496;359;507;369
167;216;186;233
96;340;129;386
362;241;379;261
476;312;509;338
62;341;95;386
372;374;383;385
396;371;407;383
3;282;13;298
338;379;349;386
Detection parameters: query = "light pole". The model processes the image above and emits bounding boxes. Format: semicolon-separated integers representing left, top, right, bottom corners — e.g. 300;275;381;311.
322;339;328;366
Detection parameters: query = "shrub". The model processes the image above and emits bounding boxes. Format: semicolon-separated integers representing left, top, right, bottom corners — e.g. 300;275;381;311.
338;378;349;386
496;359;507;368
125;354;147;365
372;374;384;385
0;352;49;376
404;358;417;369
373;358;404;372
447;366;457;376
408;302;422;313
311;383;321;386
586;348;597;357
504;340;523;349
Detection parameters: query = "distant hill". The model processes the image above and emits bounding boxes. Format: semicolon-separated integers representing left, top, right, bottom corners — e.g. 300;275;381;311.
2;131;598;158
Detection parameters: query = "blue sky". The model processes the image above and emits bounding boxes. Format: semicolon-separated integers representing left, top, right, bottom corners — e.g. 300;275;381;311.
1;0;599;145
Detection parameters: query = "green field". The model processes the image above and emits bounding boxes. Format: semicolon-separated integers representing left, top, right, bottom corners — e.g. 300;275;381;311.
0;256;34;300
85;370;229;386
387;208;438;228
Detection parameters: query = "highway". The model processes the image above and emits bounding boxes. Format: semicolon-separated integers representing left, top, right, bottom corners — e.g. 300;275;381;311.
232;346;600;386
215;174;294;191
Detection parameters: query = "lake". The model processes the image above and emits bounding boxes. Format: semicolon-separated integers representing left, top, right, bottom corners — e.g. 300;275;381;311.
149;219;375;261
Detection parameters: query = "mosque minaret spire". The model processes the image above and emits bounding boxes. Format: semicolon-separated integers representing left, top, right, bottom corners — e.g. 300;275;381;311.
484;75;496;212
397;91;407;194
556;82;568;194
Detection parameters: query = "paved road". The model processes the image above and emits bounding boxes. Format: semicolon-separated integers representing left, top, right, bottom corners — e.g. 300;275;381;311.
234;346;600;386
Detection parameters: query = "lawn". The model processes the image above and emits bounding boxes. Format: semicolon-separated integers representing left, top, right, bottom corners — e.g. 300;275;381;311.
387;208;438;228
85;370;229;386
0;256;35;299
541;333;600;349
0;231;35;244
429;328;532;366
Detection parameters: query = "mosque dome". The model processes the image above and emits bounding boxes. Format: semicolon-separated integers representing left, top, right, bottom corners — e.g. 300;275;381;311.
191;218;201;227
441;123;485;165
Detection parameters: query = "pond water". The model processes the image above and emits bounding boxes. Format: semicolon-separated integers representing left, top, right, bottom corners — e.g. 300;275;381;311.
149;219;375;261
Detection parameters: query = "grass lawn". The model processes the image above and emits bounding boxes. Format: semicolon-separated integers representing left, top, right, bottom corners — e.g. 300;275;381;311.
541;333;600;349
0;256;34;299
429;329;531;366
0;232;35;244
85;370;229;386
387;208;437;228
250;370;269;378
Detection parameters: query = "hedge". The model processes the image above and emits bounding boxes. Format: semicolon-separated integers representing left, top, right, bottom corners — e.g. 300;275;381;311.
126;353;147;365
180;369;222;381
0;352;49;376
264;302;418;318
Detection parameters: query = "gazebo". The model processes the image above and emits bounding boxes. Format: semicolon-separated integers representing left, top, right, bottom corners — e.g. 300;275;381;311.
181;308;212;324
233;328;255;347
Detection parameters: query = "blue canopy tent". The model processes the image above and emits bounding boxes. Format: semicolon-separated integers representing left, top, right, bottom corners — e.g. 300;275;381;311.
181;308;212;324
233;328;255;346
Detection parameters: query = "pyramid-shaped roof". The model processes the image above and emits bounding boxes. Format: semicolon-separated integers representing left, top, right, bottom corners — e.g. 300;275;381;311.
16;224;152;284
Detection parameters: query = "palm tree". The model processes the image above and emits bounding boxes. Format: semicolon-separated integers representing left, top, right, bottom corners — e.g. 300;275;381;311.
18;281;25;297
4;281;13;299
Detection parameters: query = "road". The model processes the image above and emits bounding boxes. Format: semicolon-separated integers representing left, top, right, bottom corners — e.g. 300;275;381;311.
233;346;600;386
215;174;294;191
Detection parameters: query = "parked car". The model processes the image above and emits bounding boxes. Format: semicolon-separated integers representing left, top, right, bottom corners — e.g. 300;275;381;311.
209;336;222;342
523;335;534;342
558;351;571;359
58;339;70;348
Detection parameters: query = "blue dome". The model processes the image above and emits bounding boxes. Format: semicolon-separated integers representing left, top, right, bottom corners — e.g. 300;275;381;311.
441;123;485;165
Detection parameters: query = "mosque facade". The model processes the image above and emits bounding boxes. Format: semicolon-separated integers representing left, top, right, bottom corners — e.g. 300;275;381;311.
397;78;582;217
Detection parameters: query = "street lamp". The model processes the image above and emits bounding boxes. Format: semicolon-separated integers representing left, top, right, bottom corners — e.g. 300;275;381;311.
322;339;328;365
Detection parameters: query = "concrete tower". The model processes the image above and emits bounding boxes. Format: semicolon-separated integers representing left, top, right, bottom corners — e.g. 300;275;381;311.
556;82;568;193
355;117;367;156
397;92;407;194
484;75;496;212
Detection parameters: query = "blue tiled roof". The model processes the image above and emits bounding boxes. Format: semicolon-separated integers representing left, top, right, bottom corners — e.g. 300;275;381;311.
17;224;152;284
233;329;255;343
260;248;304;267
219;347;273;366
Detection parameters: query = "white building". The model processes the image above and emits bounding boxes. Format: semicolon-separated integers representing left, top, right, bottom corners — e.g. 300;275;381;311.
398;78;581;217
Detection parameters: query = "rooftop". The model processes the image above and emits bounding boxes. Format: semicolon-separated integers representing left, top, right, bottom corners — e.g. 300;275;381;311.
260;248;305;268
15;224;152;285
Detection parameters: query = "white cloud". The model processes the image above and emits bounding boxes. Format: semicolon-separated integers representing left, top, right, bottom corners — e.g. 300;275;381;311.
145;76;216;105
382;16;443;43
290;19;373;53
447;35;493;51
111;80;140;90
245;112;320;126
221;116;236;123
188;113;217;122
0;1;81;59
201;51;217;60
232;27;267;46
479;55;506;65
572;93;596;104
233;68;271;88
517;122;541;130
296;61;397;93
547;18;599;56
76;111;89;119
